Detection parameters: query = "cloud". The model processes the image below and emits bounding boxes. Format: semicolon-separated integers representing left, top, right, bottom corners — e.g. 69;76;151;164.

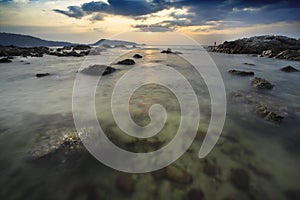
53;0;300;32
133;24;173;32
53;6;85;18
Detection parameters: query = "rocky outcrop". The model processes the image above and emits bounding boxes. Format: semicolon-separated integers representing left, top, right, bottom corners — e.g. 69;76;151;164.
0;45;90;58
229;70;254;76
0;45;49;57
0;57;12;63
80;65;117;76
116;59;135;65
251;77;274;89
280;65;299;72
210;35;300;61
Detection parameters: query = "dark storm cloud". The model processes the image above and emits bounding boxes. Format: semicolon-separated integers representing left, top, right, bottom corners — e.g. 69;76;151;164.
53;0;300;29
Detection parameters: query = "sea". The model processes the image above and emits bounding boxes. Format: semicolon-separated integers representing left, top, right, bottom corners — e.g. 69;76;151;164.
0;45;299;200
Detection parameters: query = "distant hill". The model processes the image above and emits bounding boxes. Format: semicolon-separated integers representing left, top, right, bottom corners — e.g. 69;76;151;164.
0;32;75;47
0;32;142;48
91;39;139;46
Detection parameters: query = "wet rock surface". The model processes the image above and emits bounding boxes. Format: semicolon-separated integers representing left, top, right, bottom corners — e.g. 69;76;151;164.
209;35;300;61
280;65;299;72
243;62;255;66
80;65;117;76
229;168;250;190
229;70;254;76
116;59;135;65
251;77;274;89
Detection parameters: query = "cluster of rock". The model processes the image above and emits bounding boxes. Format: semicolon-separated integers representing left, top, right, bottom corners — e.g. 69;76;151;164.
210;35;300;61
0;45;91;59
80;65;117;76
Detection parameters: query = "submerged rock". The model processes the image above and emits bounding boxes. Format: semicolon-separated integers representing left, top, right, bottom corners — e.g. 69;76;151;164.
188;189;204;200
229;168;250;190
280;65;299;72
164;165;192;184
80;65;117;76
251;77;274;89
256;106;284;122
28;128;83;160
203;159;218;177
229;70;254;76
133;54;143;58
115;173;134;194
117;59;135;65
36;73;50;78
0;57;12;63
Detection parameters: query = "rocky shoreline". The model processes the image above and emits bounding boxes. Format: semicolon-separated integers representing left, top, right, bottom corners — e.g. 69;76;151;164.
209;35;300;61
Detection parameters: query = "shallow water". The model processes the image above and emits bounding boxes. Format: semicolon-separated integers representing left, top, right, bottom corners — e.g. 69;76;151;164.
0;46;300;200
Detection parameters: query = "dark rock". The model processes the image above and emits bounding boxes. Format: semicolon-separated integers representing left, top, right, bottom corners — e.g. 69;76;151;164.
133;54;143;58
229;168;250;190
164;165;192;184
36;73;50;78
251;77;274;89
80;65;117;76
115;173;134;194
188;189;204;200
161;48;174;54
280;65;299;72
243;62;255;66
117;59;135;65
275;49;300;61
72;45;91;51
285;189;300;200
203;159;217;177
0;57;12;63
209;35;300;61
229;70;254;76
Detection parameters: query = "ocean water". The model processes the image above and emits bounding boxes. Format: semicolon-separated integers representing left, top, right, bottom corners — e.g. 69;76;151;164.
0;46;300;200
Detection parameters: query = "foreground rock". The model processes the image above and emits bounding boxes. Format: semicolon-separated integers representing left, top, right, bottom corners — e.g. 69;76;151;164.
251;77;274;89
0;57;12;63
80;65;117;76
36;73;50;78
209;35;300;61
161;48;174;54
229;70;254;76
280;65;299;72
116;59;135;65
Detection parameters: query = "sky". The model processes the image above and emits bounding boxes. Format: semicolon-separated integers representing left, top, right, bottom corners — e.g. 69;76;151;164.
0;0;299;45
